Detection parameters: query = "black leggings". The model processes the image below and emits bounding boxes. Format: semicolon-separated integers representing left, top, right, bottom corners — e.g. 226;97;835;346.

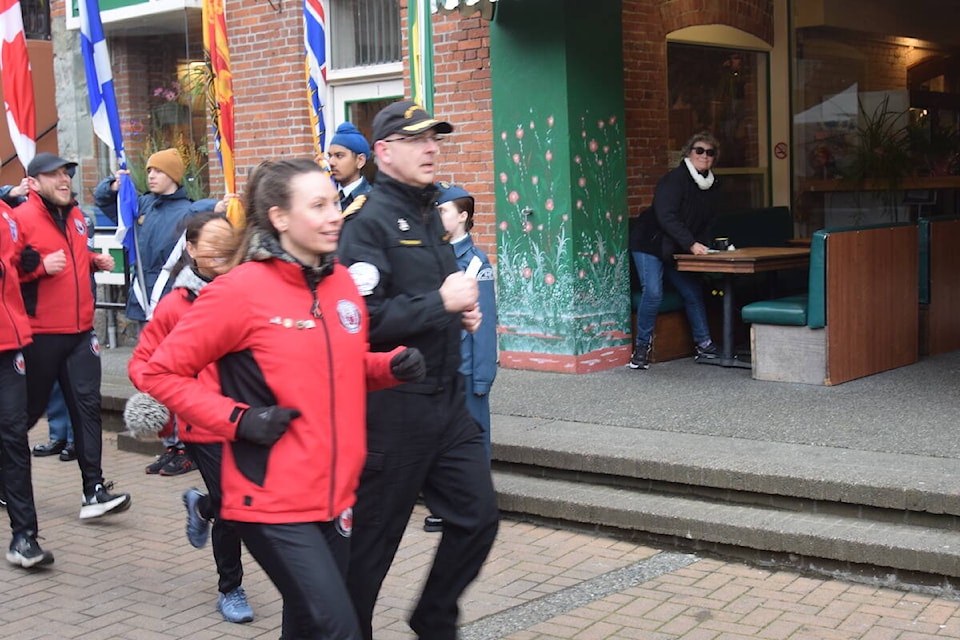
0;349;40;537
235;519;360;640
23;331;105;495
183;441;243;594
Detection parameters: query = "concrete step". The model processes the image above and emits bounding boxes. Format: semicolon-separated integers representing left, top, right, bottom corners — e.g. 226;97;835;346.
493;469;960;579
493;416;960;516
492;416;960;581
117;431;166;456
101;381;133;433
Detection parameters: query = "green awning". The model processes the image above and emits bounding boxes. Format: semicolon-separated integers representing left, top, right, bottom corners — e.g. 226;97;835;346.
431;0;497;20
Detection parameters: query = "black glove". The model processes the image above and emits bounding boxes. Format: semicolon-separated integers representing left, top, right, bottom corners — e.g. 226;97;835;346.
391;347;426;383
20;245;41;273
236;406;301;446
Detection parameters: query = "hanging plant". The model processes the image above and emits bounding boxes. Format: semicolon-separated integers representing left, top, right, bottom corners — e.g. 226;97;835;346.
180;59;220;136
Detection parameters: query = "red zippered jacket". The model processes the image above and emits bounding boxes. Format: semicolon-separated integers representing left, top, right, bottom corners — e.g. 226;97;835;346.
0;203;32;351
15;191;98;334
140;257;400;523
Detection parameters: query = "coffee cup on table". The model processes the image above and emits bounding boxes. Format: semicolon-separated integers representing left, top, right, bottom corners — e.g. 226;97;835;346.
713;237;730;251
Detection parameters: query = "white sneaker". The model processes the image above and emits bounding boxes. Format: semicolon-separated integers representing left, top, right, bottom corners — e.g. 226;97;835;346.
80;484;132;519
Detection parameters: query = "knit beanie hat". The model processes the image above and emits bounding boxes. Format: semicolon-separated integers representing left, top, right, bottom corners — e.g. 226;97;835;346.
147;148;185;185
329;122;371;157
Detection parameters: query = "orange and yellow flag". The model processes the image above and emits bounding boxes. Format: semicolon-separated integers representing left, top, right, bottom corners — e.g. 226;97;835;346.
202;0;243;227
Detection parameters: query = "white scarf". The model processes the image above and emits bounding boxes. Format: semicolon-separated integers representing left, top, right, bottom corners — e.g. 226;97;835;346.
684;157;715;190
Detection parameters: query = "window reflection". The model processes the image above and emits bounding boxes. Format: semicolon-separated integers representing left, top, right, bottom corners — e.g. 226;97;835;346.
667;42;768;211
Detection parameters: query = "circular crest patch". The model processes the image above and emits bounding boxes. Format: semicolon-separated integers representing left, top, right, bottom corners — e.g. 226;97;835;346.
336;507;353;538
89;334;101;357
347;262;380;296
13;352;25;376
73;217;86;236
337;300;362;334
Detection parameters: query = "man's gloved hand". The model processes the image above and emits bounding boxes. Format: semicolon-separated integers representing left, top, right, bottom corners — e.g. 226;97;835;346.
391;347;426;383
236;406;301;446
20;245;41;273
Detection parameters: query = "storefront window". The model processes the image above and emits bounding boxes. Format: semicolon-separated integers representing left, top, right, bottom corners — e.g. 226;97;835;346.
667;42;769;212
792;12;960;232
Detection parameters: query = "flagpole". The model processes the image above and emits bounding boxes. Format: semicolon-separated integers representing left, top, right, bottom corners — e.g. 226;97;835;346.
79;0;149;314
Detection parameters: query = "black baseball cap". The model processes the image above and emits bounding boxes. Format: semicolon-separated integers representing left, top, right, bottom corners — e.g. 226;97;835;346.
27;152;78;178
371;100;453;143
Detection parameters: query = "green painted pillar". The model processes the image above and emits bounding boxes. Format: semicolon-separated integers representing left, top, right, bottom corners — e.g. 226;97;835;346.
490;0;630;373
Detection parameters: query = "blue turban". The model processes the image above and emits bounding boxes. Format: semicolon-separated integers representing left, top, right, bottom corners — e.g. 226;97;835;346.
330;122;371;157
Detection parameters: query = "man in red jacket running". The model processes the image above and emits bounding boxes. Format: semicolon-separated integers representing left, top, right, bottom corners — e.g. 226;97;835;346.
16;153;131;519
0;201;54;568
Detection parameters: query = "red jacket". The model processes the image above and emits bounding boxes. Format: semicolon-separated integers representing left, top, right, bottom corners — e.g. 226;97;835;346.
128;280;197;439
0;203;32;351
140;258;400;524
15;192;98;334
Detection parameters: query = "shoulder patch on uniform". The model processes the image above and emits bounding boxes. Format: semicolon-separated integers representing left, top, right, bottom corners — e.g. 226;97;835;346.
341;194;367;219
347;262;380;296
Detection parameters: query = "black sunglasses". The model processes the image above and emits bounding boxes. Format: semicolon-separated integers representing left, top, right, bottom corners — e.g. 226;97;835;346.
692;146;717;157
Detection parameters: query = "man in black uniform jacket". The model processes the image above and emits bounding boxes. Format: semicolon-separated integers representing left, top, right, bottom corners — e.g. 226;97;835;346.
338;101;499;640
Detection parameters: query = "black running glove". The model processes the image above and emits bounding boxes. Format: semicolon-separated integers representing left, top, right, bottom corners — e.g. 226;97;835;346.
390;347;426;383
236;406;301;446
20;245;41;273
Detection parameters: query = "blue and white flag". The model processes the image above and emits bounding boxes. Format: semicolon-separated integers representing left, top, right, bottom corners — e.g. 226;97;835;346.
78;0;139;269
79;0;123;162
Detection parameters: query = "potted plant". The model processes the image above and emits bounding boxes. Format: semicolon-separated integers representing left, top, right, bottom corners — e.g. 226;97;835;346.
151;81;191;127
841;96;912;191
907;113;960;177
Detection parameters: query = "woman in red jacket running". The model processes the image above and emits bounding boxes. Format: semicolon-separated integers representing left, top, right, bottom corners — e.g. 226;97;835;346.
140;158;424;639
127;209;257;623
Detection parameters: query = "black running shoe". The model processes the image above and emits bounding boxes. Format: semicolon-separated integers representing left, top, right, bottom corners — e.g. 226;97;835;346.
7;533;54;569
145;447;177;474
695;342;720;360
80;484;132;520
627;343;652;370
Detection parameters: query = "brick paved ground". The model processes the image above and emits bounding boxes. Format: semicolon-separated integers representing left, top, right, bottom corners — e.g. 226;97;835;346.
4;425;960;639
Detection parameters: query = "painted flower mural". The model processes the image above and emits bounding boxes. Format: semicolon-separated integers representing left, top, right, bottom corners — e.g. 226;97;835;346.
496;110;630;355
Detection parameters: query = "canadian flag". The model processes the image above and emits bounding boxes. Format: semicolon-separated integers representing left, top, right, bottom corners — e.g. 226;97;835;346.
0;0;35;169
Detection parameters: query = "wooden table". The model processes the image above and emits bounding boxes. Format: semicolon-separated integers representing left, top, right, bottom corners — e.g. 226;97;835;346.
673;247;811;368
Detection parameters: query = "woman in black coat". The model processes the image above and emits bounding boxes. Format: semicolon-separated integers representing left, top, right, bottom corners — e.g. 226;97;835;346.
629;132;721;369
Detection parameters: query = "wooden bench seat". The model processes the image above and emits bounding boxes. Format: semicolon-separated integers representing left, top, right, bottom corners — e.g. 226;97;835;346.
741;222;918;386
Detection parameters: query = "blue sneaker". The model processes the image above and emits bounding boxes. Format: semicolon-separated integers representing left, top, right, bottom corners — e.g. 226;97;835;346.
218;586;254;623
182;488;210;549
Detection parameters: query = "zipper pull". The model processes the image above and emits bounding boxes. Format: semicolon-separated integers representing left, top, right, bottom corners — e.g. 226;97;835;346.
311;298;322;319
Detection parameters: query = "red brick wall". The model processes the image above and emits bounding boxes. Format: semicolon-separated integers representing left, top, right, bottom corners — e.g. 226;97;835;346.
659;0;774;45
428;6;496;262
623;1;670;216
220;1;314;194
